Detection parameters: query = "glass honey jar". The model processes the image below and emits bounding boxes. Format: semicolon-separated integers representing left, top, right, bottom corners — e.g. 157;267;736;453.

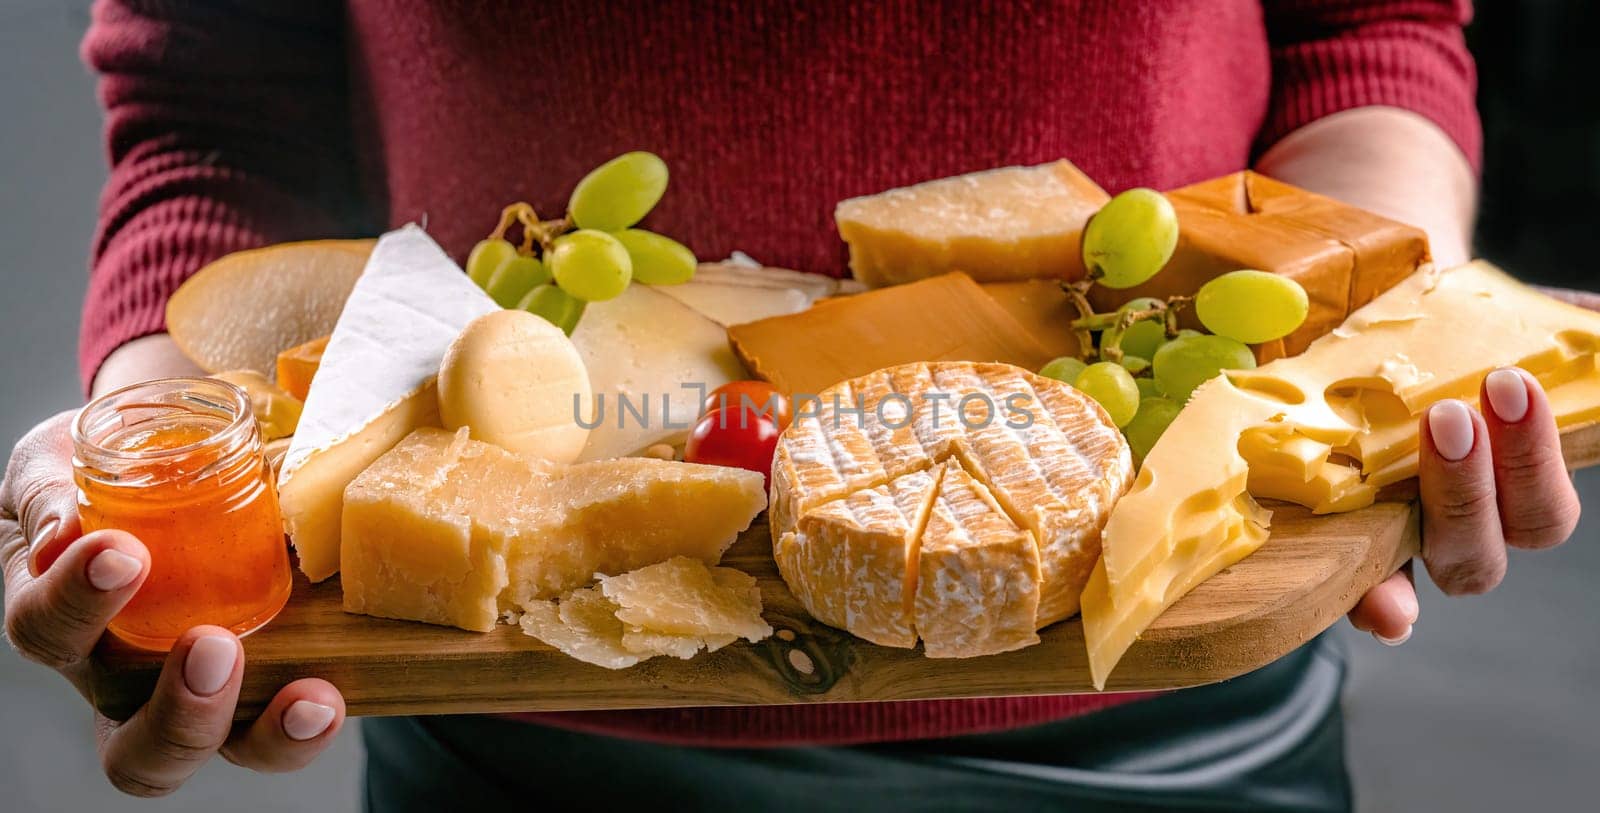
72;377;291;651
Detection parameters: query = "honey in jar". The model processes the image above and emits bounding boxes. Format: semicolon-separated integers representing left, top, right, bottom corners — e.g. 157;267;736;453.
72;377;291;651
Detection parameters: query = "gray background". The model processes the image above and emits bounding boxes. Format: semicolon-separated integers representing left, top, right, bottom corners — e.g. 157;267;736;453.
1;2;1594;811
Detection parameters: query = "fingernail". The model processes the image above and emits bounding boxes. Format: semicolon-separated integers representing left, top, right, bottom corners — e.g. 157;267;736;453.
1428;400;1475;461
1485;368;1529;423
1376;625;1413;647
282;701;336;741
1397;591;1420;625
36;518;60;546
184;635;237;697
86;549;142;592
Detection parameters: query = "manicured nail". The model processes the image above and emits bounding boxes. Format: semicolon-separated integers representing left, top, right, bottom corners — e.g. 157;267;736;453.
1396;590;1420;625
87;549;142;592
1376;626;1413;647
184;635;237;697
1485;369;1529;423
282;701;336;741
1428;400;1475;461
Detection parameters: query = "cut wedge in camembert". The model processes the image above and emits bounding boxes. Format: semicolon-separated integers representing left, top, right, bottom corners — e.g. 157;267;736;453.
770;361;1134;658
278;225;498;582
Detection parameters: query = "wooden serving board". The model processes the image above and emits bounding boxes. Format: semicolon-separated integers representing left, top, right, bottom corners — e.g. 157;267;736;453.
85;424;1600;722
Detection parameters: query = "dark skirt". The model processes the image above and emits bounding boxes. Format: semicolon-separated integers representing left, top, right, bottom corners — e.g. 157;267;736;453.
363;634;1350;812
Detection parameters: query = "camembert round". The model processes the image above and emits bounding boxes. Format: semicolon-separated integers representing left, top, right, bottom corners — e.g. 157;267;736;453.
770;361;1133;658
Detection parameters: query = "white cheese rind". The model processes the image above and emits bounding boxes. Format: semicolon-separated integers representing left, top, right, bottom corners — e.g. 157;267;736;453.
278;225;497;581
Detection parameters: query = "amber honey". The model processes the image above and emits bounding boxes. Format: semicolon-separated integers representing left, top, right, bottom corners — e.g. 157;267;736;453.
73;378;291;651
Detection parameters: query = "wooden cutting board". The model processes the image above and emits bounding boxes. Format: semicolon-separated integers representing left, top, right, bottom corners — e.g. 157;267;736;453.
85;424;1600;722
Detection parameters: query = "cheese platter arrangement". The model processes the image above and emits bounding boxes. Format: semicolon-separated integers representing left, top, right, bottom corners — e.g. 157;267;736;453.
85;154;1600;721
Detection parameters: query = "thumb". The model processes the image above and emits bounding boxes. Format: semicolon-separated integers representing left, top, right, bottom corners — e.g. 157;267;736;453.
2;411;84;575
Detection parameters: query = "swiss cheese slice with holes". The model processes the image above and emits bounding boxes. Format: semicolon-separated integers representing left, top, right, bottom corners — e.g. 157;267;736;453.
770;361;1134;656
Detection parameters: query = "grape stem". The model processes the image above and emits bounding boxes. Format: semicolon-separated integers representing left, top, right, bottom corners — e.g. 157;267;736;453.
485;202;576;257
1098;306;1165;363
1163;295;1194;338
1061;280;1099;361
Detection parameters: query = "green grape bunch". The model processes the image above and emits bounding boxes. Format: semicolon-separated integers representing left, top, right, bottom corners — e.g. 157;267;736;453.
463;151;697;334
1045;187;1310;466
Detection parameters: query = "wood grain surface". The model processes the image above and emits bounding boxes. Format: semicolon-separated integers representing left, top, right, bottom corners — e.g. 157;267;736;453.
84;423;1600;722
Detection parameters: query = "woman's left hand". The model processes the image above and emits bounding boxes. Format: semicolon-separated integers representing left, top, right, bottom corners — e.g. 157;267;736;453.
1347;366;1581;644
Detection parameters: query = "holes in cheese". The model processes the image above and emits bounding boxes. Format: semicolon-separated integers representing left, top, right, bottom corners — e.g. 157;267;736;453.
770;361;1134;657
437;309;592;464
1086;261;1600;688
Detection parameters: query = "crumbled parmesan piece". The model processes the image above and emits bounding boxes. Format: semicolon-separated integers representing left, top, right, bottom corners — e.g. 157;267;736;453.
517;557;771;669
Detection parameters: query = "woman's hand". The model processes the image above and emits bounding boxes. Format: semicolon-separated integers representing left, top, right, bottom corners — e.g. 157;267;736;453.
1347;367;1582;644
2;410;348;797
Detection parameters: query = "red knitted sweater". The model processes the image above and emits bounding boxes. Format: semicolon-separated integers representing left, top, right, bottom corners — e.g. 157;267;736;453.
79;0;1478;747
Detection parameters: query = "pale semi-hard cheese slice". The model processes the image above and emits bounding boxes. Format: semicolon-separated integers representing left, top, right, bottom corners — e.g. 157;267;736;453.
916;464;1041;658
1086;261;1600;688
570;284;747;461
280;225;498;582
437;309;592;463
653;262;859;327
835;160;1109;288
771;361;1134;655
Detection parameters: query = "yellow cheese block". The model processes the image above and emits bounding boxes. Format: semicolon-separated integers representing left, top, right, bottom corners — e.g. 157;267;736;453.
835;160;1109;288
340;428;768;632
771;361;1133;656
1083;261;1600;688
342;428;517;632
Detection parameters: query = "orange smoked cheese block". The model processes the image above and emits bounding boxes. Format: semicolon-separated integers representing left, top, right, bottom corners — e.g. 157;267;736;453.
1088;171;1430;362
275;335;329;401
728;273;1056;397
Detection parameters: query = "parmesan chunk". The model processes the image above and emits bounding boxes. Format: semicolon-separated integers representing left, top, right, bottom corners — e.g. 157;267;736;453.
341;428;767;632
835;161;1108;288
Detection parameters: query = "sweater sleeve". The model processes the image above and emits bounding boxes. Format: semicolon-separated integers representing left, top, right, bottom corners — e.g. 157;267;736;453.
1258;0;1481;170
79;0;373;392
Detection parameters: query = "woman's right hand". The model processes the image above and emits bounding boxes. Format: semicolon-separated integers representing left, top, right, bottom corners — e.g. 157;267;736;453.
2;410;348;797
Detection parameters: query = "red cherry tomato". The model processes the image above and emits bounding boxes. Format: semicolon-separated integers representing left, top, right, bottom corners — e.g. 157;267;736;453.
702;381;791;430
685;407;781;485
